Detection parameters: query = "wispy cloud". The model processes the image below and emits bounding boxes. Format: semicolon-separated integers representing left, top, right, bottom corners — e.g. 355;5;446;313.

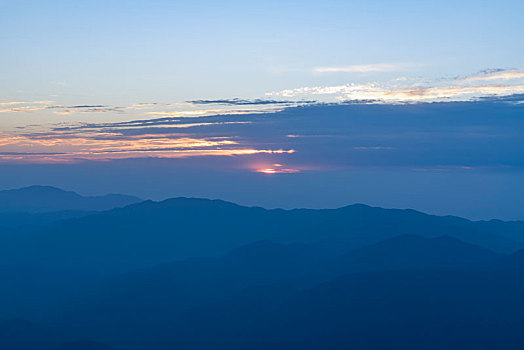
0;102;122;115
313;63;401;74
0;99;303;119
53;117;252;132
0;101;56;113
313;63;405;73
187;98;315;106
145;108;284;119
0;100;54;107
353;146;393;150
53;106;124;115
460;68;524;82
3;68;524;169
131;102;159;107
0;130;295;163
0;99;297;163
267;69;524;103
0;106;50;113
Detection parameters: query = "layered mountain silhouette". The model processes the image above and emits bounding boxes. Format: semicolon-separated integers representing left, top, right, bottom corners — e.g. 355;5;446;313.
57;235;500;317
333;234;502;271
0;318;112;350
0;318;56;350
1;186;524;349
0;196;522;273
48;235;524;350
54;340;113;350
0;185;141;213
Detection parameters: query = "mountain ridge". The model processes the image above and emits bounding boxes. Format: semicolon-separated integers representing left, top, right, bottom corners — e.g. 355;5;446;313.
0;185;142;213
0;193;522;274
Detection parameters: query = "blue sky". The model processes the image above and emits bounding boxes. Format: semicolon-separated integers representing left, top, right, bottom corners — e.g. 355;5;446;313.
1;1;524;219
2;0;524;102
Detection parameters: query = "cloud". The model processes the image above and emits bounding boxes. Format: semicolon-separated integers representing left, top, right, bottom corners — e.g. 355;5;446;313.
0;100;54;107
353;146;393;150
0;100;59;113
267;69;524;103
461;68;524;82
3;68;524;170
0;130;295;163
1;95;524;172
145;108;284;119
0;148;296;164
0;102;123;115
0;98;309;124
131;103;159;107
313;63;403;73
187;98;315;106
0;106;49;113
66;105;107;108
53;117;252;132
52;106;124;115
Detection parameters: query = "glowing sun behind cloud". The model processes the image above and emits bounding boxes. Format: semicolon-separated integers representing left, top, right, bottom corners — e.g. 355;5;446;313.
255;163;300;174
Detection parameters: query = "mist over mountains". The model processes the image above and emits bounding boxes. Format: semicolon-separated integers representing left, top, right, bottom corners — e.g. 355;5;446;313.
1;186;524;349
4;0;524;348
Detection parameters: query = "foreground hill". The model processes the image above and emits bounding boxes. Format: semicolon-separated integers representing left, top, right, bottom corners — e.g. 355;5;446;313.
0;318;111;350
2;232;524;349
48;235;524;349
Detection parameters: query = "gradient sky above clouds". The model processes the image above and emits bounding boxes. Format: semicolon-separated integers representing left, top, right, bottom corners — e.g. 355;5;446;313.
1;0;524;219
2;0;524;102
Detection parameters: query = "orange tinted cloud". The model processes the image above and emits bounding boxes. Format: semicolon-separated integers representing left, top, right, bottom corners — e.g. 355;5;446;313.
0;131;294;163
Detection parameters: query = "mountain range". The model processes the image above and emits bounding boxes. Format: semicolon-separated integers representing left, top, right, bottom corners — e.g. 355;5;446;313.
1;186;524;349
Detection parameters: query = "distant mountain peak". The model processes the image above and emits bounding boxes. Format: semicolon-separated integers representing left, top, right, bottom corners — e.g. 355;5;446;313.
9;185;79;194
336;234;501;271
0;185;143;213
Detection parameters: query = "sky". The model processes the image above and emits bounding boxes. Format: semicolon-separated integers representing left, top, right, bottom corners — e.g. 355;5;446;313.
1;0;524;219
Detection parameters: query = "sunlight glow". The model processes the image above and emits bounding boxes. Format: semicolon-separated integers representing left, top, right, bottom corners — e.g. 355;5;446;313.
256;167;300;174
